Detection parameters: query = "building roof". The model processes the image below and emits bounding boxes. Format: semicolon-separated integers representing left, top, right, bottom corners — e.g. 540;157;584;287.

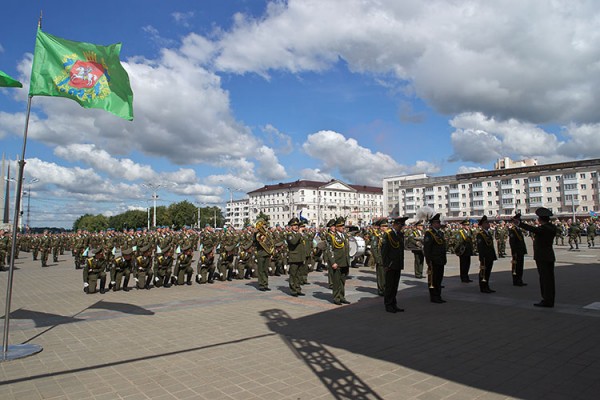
247;179;382;195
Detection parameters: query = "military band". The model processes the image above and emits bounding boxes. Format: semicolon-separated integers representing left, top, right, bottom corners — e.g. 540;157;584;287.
3;206;592;311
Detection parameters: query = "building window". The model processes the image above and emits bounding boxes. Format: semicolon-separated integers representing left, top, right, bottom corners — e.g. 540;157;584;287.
580;173;586;179
547;197;552;202
515;179;520;184
581;184;587;190
583;206;589;211
564;183;577;190
529;176;540;182
564;173;576;180
546;177;551;182
582;195;588;201
546;187;552;192
501;179;511;185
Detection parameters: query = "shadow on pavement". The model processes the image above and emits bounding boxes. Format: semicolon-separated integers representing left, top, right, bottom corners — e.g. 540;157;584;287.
261;263;600;400
88;300;155;316
261;309;384;400
1;309;84;328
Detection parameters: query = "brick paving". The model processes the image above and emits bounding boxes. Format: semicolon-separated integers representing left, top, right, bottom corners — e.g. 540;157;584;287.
1;243;599;399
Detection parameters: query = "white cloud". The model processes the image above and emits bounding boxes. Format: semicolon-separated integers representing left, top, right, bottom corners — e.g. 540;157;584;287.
209;0;600;125
302;130;439;186
457;166;487;174
300;168;333;182
172;11;195;28
449;112;567;164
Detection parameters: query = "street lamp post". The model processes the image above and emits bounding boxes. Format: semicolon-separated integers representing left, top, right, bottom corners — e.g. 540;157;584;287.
23;178;39;232
142;182;176;229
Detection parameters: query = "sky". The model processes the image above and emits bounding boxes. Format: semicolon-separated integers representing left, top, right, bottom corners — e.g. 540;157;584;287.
1;0;600;228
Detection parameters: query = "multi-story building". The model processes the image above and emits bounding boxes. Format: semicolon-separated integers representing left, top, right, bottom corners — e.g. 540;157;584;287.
225;199;250;229
235;179;383;229
383;158;600;221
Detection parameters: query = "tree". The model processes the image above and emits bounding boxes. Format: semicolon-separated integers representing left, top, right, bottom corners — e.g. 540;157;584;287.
73;214;109;232
109;210;147;230
168;200;197;229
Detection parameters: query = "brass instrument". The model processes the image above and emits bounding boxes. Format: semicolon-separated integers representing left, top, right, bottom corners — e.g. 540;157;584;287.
256;219;275;255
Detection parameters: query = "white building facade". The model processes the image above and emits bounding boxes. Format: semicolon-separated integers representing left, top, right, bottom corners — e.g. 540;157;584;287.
383;158;600;221
239;179;383;228
225;199;250;229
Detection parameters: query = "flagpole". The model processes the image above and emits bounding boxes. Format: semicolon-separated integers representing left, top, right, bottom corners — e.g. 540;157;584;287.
1;95;43;361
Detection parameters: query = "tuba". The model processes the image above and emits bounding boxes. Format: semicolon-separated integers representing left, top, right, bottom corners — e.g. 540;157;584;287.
256;219;275;255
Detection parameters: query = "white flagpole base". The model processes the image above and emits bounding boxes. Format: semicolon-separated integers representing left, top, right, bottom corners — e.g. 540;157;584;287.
0;344;43;362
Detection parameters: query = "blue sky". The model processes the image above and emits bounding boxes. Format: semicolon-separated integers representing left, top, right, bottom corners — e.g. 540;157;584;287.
1;0;600;228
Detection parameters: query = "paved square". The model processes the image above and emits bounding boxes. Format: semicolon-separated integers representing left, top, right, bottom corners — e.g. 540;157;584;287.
1;244;599;399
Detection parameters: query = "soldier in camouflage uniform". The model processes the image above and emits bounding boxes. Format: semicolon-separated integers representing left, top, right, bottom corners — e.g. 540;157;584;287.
39;230;52;267
568;221;580;250
495;221;508;258
586;220;596;248
0;230;9;270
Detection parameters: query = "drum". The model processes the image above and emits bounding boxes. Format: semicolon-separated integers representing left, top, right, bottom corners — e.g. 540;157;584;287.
348;236;366;258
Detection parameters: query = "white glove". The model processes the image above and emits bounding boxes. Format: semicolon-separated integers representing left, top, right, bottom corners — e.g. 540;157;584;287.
110;281;116;285
155;277;160;282
83;282;89;288
134;277;139;283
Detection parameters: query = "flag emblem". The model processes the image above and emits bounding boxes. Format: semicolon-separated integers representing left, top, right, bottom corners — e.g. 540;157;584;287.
69;60;103;89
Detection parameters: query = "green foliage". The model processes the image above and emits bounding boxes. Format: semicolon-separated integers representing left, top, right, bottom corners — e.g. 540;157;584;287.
108;210;147;230
73;201;226;231
256;211;270;223
73;213;109;232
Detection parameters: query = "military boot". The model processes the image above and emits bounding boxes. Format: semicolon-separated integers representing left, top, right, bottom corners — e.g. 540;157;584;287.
186;272;193;285
99;278;107;294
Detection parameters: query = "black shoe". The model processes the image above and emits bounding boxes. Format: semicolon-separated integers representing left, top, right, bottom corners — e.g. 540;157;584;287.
514;282;528;287
186;281;192;285
341;299;350;304
385;307;397;313
480;288;494;293
123;287;130;292
164;283;172;288
274;273;281;276
393;306;405;312
534;302;553;308
100;288;106;294
291;293;298;297
333;300;342;305
297;292;305;296
461;279;473;283
259;288;267;291
431;298;444;304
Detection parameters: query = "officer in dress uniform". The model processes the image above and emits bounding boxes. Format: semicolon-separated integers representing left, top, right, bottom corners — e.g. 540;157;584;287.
324;217;351;305
173;244;194;285
455;219;474;283
285;217;305;297
254;219;273;291
380;216;408;313
83;248;107;294
508;213;528;287
196;246;216;284
476;215;497;293
513;207;558;308
110;247;134;291
135;245;153;289
423;213;447;303
153;245;174;288
370;219;386;295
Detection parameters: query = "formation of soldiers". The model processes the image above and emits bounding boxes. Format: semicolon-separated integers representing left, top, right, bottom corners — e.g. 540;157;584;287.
1;216;598;305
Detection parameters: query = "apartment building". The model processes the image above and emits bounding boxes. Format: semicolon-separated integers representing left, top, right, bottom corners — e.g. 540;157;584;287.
383;158;600;221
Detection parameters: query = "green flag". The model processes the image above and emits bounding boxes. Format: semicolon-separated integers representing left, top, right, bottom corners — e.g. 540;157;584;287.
0;70;22;88
29;28;133;120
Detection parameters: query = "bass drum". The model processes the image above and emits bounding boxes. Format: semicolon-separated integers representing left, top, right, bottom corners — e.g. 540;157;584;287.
348;236;366;259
